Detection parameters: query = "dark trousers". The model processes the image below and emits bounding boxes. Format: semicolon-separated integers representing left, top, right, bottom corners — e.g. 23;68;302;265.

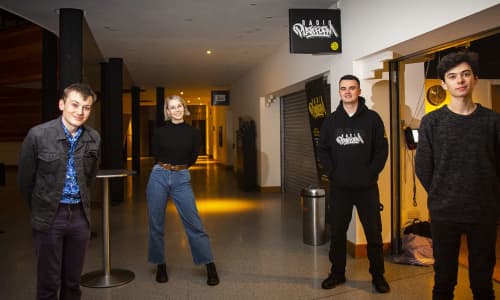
32;203;90;300
431;221;496;300
328;185;385;277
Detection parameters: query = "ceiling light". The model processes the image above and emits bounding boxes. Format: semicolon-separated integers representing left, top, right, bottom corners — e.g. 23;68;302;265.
206;50;212;55
180;91;184;95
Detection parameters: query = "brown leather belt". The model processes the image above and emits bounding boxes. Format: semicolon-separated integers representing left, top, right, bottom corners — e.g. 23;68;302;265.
158;162;188;171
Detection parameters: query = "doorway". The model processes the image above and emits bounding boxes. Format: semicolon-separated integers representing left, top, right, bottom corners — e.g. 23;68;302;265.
388;29;500;255
186;105;207;155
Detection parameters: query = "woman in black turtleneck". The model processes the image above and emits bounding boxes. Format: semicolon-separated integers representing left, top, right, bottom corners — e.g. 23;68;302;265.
146;95;219;286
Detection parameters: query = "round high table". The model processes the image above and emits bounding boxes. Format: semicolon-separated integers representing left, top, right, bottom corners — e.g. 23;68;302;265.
81;169;135;288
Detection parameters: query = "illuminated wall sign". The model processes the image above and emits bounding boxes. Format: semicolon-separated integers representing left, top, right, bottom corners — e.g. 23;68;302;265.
211;90;230;106
289;9;342;54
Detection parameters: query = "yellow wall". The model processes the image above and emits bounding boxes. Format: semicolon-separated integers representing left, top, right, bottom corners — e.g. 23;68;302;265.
424;79;450;113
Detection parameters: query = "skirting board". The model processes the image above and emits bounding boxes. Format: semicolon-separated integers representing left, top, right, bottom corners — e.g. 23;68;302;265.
347;241;391;258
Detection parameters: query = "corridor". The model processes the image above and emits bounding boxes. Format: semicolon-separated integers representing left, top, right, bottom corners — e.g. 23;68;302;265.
0;158;497;299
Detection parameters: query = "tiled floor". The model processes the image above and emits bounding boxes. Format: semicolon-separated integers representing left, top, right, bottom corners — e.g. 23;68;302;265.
0;158;498;299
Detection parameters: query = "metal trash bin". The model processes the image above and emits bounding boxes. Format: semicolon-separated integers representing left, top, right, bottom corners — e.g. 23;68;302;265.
301;185;327;246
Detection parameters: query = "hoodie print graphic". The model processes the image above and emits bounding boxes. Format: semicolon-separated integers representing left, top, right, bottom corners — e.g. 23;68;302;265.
335;128;365;146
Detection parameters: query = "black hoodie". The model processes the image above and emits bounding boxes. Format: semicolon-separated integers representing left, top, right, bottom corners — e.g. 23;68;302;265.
318;96;388;190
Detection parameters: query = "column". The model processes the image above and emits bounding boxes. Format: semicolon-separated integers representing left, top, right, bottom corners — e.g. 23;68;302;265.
156;87;164;128
100;58;124;205
131;86;141;174
59;8;83;94
42;29;58;121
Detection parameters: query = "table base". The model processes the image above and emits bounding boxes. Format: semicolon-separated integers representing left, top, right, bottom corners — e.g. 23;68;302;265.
81;269;135;288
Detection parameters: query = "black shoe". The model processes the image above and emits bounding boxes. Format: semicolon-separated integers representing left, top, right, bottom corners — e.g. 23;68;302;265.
321;273;346;289
206;262;220;286
156;263;168;283
372;275;390;293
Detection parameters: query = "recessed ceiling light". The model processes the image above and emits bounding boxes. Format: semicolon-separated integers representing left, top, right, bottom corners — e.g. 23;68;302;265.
54;9;86;16
206;50;212;55
104;26;119;32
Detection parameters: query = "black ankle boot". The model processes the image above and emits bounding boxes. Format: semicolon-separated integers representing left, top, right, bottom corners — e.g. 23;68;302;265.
372;275;390;293
206;262;220;286
321;273;346;289
156;263;168;283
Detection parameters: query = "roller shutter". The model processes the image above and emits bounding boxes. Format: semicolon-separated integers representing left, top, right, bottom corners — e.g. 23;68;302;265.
281;90;318;196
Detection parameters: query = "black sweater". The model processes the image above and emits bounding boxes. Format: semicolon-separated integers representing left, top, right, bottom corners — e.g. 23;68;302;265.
152;121;201;166
318;97;388;190
415;104;500;224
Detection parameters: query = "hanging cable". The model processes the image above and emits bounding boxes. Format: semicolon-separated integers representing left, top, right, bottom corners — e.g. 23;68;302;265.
411;150;417;207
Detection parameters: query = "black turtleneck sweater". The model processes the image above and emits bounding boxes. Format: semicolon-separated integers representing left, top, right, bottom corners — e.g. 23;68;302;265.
318;96;388;190
152;121;201;166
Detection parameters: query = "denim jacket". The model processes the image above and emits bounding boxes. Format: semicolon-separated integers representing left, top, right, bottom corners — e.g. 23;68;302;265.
18;117;101;231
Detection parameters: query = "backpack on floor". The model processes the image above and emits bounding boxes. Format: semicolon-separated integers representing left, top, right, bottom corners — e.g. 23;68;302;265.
394;219;434;266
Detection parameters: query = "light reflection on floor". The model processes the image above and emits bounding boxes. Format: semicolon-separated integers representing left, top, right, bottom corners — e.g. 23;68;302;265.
166;199;259;214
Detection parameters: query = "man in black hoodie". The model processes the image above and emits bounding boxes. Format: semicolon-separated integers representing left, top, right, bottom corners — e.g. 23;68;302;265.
318;74;389;293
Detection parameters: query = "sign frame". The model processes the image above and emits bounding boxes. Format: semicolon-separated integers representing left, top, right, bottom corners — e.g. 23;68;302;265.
289;9;342;54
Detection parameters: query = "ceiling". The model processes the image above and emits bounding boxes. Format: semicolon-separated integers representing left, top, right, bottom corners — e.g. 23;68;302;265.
1;0;335;103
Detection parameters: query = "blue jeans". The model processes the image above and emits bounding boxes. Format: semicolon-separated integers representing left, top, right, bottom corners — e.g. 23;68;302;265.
431;221;496;300
32;203;90;300
147;165;214;265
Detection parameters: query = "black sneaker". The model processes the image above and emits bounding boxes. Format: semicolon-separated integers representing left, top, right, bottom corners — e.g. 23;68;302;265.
372;275;390;293
206;262;220;286
156;263;168;283
321;273;346;289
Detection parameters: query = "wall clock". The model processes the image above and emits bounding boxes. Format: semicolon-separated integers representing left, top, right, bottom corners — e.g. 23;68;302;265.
426;84;447;106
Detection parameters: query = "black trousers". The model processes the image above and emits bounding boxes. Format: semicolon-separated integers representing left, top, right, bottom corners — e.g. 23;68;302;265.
32;203;90;300
431;220;496;300
328;185;385;277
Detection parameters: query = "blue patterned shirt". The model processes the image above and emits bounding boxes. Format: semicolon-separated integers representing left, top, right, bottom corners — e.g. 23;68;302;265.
60;122;83;204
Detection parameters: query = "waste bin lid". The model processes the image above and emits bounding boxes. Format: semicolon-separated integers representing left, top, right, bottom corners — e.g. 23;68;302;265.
301;185;325;197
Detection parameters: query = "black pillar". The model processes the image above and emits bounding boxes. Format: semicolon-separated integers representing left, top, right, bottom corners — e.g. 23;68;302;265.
42;29;58;121
59;8;83;94
101;58;124;204
156;87;165;128
100;62;109;162
131;86;141;174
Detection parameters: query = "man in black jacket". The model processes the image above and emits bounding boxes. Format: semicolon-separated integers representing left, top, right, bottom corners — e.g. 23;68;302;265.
416;51;499;300
18;83;101;300
318;74;390;293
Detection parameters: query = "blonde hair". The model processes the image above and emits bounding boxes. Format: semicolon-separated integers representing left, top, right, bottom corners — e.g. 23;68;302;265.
164;95;190;121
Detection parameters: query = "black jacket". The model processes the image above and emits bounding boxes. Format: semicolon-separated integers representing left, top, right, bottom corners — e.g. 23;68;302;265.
18;117;101;231
318;97;388;190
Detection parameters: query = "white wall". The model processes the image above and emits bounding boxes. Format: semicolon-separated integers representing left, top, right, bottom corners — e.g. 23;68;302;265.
230;0;500;244
231;0;499;187
231;46;332;187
